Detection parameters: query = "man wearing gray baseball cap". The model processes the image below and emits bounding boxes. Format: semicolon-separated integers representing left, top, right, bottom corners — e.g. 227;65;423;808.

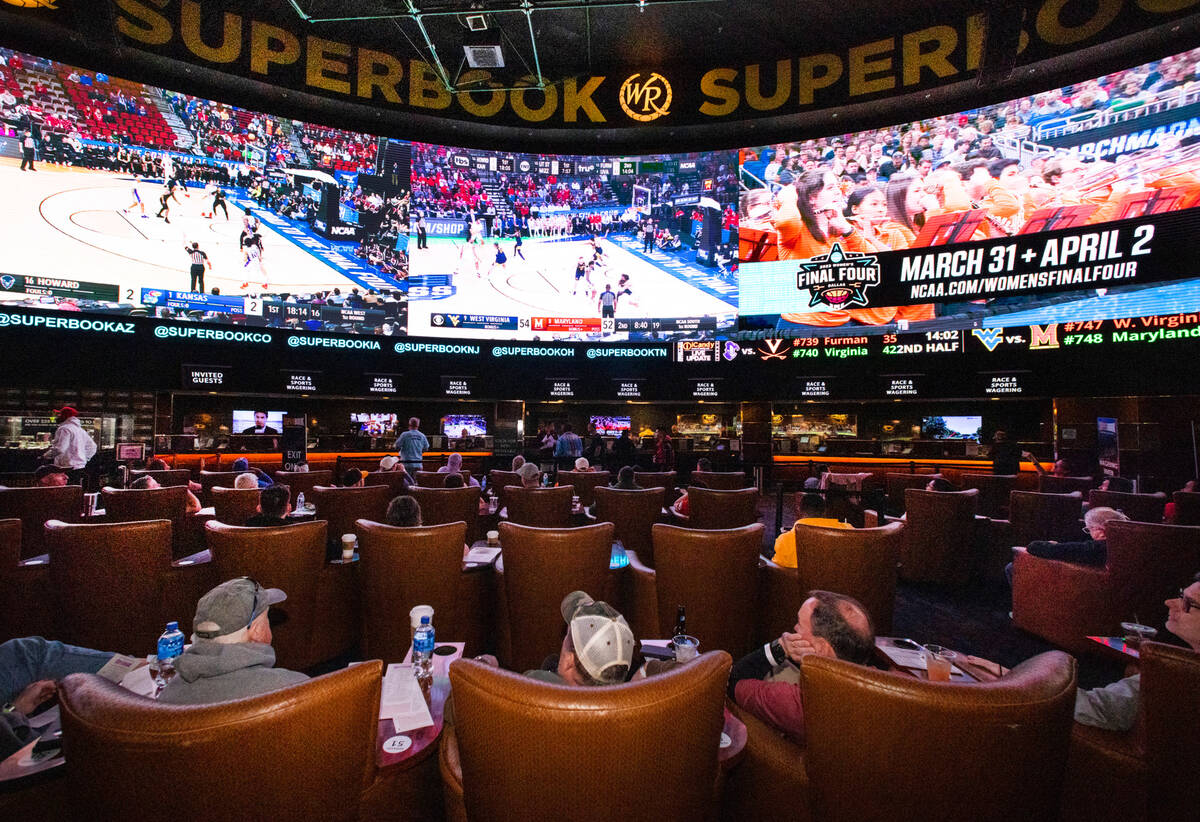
523;591;636;686
158;577;308;705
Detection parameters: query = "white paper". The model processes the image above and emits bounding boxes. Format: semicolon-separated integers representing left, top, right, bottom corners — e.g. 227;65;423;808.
380;663;433;734
641;639;673;651
26;704;59;730
465;545;501;564
119;664;159;698
96;654;146;684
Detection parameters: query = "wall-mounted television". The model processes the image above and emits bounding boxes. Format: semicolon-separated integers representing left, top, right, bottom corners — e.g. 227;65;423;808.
442;414;487;437
922;416;982;441
351;413;398;435
590;415;632;435
232;410;286;434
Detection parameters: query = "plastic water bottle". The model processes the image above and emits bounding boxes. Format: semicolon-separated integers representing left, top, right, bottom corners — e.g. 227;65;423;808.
413;615;435;681
295;491;305;510
155;620;185;689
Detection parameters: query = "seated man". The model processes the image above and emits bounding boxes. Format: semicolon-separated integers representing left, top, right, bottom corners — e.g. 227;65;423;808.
438;452;480;487
1075;572;1200;731
146;457;203;494
524;591;636;686
159;577;308;704
33;465;69;487
771;493;853;568
1006;506;1128;587
511;454;526;472
231;457;272;488
385;494;422;527
341;468;365;488
2;637;116;759
611;465;638;490
245;484;291;527
1097;475;1134;493
517;462;541;489
574;457;593;472
233;472;259;490
444;473;466;489
130;474;201;514
729;590;875;745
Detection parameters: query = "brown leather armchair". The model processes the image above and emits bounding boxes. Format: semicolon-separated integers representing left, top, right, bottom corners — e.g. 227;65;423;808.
45;519;210;655
440;652;731;822
885;472;941;515
627;524;762;657
759;521;903;638
102;485;201;559
311;484;392;557
1012;520;1200;655
197;470;243;505
983;490;1084;581
408;485;482;544
205;519;356;670
58;662;384;822
486;470;522;509
593;486;664;565
721;700;811;822
357;519;487;660
1173;490;1200;525
801;651;1076;822
557;469;612;506
0;485;83;559
210;486;261;526
0;518;53;642
504;485;573;527
898;488;980;586
273;469;334;500
365;470;413;496
1060;641;1200;822
1087;489;1166;523
686;486;760;530
634;470;677;493
1038;475;1097;494
414;470;473;488
130;469;193;487
961;472;1017;518
691;470;747;490
494;521;614;671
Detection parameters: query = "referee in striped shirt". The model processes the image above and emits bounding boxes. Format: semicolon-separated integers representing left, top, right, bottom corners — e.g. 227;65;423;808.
184;242;212;293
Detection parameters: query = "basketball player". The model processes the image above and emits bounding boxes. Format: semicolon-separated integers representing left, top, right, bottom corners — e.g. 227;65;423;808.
489;242;507;276
512;230;526;260
571;256;588;296
207;186;229;220
616;273;637;308
184;242;211;293
156;189;171;224
124;177;146;217
240;231;268;290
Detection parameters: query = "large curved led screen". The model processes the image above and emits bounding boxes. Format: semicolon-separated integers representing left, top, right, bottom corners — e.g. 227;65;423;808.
738;46;1200;347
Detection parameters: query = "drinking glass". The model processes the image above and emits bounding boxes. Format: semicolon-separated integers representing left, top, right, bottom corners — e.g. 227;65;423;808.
673;635;699;663
1120;621;1157;649
923;644;956;682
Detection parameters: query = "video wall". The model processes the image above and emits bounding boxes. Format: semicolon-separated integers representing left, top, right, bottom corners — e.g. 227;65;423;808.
2;43;1200;348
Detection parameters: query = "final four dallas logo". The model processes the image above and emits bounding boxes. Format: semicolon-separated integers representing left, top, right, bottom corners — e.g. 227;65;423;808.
795;242;881;309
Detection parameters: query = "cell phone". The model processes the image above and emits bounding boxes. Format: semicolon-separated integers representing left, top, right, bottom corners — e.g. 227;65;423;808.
890;638;922;651
31;737;63;762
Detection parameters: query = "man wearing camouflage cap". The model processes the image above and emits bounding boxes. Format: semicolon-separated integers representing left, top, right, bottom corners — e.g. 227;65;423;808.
524;591;636;686
158;578;308;705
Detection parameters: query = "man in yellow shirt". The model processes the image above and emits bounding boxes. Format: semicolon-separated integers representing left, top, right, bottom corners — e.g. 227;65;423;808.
772;492;853;568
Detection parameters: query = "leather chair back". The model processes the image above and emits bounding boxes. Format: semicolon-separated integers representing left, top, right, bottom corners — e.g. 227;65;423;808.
413;470;454;488
1105;520;1200;627
0;518;34;641
204;520;328;670
900;488;979;585
311;485;391;555
0;485;83;559
690;470;746;490
273;470;334;501
447;652;730;822
408;486;482;544
211;487;261;526
356;520;469;663
802;651;1077;822
593;486;664;565
650;524;763;657
793;520;904;634
487;471;523;509
497;521;614;672
961;473;1017;518
45;519;174;655
1141;641;1200;819
1173;490;1200;525
198;471;243;505
364;470;412;497
1009;490;1084;547
688;486;760;530
58;662;382;822
1038;475;1097;494
130;469;192;488
101;486;188;556
885;472;941;515
634;471;676;493
0;472;37;487
504;485;573;528
1088;489;1166;523
557;470;612;506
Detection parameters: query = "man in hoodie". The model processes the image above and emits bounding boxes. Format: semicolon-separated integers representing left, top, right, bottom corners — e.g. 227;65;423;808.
158;578;308;705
